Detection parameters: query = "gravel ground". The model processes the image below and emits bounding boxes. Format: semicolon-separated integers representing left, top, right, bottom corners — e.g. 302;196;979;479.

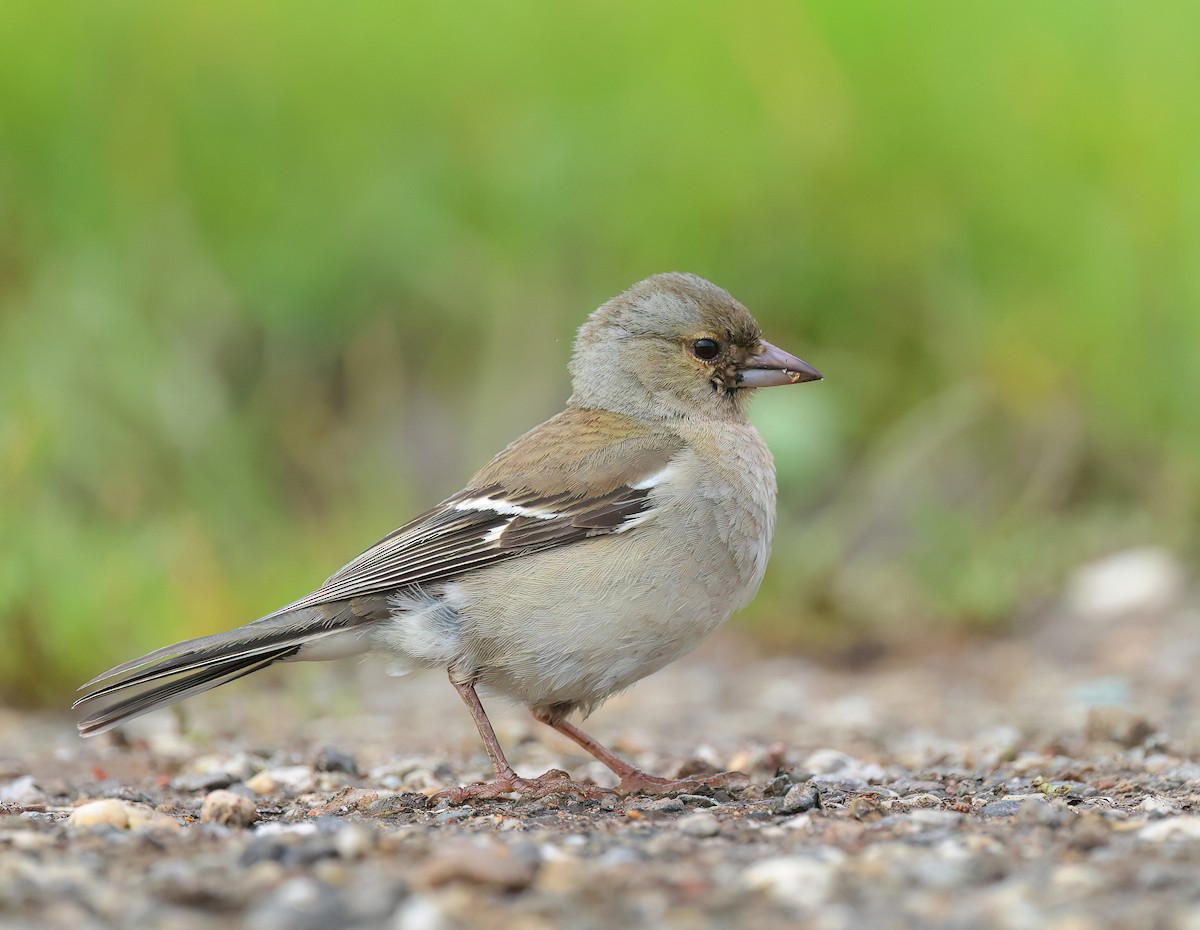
3;551;1200;929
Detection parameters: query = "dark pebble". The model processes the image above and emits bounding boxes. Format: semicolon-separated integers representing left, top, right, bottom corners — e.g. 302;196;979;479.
763;775;794;798
777;782;822;815
1017;797;1063;826
286;840;341;867
314;747;359;776
240;837;292;867
980;799;1023;818
115;788;155;804
172;772;236;793
675;758;722;778
239;835;340;868
643;798;685;813
246;878;346;930
678;794;721;807
149;861;247;910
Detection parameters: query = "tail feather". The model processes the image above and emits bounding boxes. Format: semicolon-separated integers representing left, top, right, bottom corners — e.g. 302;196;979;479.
76;647;300;737
79;608;365;690
74;599;387;736
75;625;358;707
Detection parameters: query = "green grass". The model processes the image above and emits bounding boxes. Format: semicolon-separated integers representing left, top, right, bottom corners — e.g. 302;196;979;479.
1;0;1197;704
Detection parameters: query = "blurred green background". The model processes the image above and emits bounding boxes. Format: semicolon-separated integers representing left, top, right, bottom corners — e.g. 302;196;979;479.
2;0;1197;706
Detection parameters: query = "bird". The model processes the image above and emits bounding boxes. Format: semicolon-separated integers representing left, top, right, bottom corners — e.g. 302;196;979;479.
74;272;822;799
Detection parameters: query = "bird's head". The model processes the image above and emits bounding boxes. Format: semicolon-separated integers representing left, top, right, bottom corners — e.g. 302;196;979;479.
569;272;822;421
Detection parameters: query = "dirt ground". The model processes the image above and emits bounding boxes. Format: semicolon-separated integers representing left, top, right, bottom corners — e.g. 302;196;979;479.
2;553;1199;930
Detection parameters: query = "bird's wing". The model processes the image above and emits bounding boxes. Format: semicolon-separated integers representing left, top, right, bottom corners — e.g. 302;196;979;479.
272;406;683;614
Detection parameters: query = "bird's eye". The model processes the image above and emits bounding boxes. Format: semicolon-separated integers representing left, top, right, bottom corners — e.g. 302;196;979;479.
691;338;720;361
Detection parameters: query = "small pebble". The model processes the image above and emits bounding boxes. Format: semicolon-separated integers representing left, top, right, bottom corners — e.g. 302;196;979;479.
246;771;278;796
314;747;359;776
417;840;538;891
334;823;376;860
1138;816;1200;841
246;766;315;797
1067;547;1184;621
677;813;720;837
0;830;56;852
172;771;236;793
1139;796;1179;818
763;774;793;798
0;775;44;805
395;895;448;930
802;749;885;784
777;782;822;815
1016;796;1063;826
201;789;261;827
198;751;266;782
742;854;841;908
678;793;720;807
906;809;963;828
642;797;685;813
979;799;1022;818
68;799;131;830
1051;864;1106;895
245;876;345;930
847;794;884;821
901;792;944;809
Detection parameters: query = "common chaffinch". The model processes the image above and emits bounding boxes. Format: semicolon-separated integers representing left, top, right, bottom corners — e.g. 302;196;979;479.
76;273;822;798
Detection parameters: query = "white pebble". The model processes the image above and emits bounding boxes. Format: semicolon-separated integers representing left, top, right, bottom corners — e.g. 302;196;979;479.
803;749;885;784
743;854;842;908
200;789;260;827
1066;547;1185;621
245;766;314;797
335;823;376;859
68;799;130;830
1138;816;1200;841
67;799;179;832
0;776;43;805
677;813;720;838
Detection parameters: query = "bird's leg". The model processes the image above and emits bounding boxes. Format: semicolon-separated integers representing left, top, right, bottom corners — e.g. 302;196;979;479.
450;674;517;781
533;713;749;796
435;674;612;803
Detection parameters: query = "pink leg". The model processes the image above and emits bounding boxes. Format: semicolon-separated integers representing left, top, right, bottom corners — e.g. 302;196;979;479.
534;713;748;796
436;675;613;802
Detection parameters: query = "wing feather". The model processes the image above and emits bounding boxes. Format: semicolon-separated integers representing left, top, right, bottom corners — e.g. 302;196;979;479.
257;479;664;618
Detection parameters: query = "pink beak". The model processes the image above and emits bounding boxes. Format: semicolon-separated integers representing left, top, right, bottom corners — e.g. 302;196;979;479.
735;340;823;388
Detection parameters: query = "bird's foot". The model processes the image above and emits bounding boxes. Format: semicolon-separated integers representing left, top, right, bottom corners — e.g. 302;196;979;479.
435;769;613;804
615;769;750;796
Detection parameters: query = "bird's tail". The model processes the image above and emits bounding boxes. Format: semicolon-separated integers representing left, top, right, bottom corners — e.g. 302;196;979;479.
73;599;384;737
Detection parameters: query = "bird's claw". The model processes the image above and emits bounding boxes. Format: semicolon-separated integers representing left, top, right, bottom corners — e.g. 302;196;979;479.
434;769;615;804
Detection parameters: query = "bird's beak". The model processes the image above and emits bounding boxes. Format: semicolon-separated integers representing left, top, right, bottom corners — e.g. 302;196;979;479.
735;340;823;388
